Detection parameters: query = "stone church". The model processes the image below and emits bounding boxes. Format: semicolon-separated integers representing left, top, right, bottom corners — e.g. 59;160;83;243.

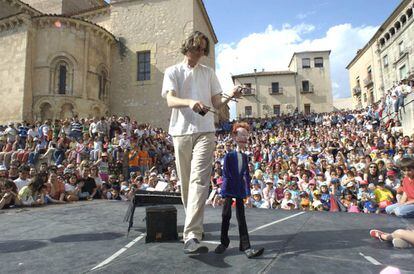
0;0;221;128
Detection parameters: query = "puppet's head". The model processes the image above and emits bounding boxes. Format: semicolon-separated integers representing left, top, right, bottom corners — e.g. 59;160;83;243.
231;122;250;149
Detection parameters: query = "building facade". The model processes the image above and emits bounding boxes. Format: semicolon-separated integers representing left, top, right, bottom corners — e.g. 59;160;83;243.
347;0;414;109
0;0;219;129
232;51;333;118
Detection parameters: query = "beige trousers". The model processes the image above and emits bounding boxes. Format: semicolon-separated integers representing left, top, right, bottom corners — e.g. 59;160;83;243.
173;132;215;242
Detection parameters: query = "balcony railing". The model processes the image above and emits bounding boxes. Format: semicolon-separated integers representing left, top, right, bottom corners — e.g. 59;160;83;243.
353;86;361;96
300;85;314;93
268;87;283;94
363;74;373;87
241;87;255;96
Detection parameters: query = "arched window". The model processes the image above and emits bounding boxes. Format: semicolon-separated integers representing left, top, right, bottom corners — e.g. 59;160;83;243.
97;67;109;100
407;8;413;19
58;63;67;94
98;70;108;100
40;102;53;121
394;21;401;31
401;15;407;25
60;103;74;119
50;56;74;95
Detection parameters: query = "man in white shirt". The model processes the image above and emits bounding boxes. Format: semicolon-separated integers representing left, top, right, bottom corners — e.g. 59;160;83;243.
161;31;242;254
13;165;30;191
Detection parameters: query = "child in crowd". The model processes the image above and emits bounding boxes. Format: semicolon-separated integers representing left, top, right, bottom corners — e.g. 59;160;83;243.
281;191;295;210
299;191;311;211
311;190;324;211
320;183;331;211
374;181;394;213
64;174;80;202
341;190;359;213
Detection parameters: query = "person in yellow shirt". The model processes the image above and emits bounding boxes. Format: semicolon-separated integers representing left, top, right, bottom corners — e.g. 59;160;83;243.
374;181;394;213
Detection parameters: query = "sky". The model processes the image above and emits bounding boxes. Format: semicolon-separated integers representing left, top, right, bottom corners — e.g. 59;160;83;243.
202;0;401;104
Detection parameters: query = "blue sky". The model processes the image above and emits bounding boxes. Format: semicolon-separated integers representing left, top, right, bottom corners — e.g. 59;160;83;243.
202;0;401;101
204;0;401;45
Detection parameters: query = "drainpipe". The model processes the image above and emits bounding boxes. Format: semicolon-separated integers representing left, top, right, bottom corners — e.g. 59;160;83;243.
254;69;260;117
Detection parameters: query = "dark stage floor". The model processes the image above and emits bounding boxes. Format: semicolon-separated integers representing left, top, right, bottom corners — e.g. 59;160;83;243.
0;201;413;274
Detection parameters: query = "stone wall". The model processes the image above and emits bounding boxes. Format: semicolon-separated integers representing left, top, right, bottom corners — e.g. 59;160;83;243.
292;51;333;113
401;92;414;136
0;24;28;124
235;74;297;118
0;2;21;19
95;0;210;129
193;0;215;69
30;17;113;120
23;0;63;14
62;0;106;15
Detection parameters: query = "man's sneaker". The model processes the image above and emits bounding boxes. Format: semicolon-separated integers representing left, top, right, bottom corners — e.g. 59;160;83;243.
244;248;264;259
214;244;227;254
392;238;412;249
183;238;209;254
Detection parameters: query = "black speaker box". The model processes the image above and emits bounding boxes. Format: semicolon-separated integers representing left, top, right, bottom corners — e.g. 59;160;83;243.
145;205;178;243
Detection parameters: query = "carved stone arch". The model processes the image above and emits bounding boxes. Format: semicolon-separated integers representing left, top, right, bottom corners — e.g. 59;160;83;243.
96;63;110;101
33;98;56;121
91;104;101;118
401;14;407;25
56;99;77;120
407;8;413;19
394;21;401;31
48;52;78;95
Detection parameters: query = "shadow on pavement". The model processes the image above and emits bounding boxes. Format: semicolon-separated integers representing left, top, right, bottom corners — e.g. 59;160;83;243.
50;232;124;243
0;240;48;253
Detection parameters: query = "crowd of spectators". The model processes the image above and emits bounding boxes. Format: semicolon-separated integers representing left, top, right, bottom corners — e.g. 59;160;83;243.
0;115;178;209
1;82;414;219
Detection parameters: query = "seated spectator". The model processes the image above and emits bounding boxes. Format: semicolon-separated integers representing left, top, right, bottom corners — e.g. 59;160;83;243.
262;179;274;208
18;174;46;206
251;190;266;208
0;179;21;209
341;190;359;213
385;158;414;218
14;165;30;191
370;228;414;249
280;191;295;210
374;181;394;213
47;173;66;202
299;191;311;211
64;174;80;202
311;190;324;211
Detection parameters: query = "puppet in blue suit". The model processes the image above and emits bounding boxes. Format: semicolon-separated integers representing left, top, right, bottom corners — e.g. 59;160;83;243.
215;122;264;258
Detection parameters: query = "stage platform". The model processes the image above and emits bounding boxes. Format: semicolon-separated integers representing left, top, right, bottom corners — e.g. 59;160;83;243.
0;201;413;274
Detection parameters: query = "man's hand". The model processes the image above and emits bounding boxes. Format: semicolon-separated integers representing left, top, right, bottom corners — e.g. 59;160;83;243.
229;85;245;99
189;100;208;114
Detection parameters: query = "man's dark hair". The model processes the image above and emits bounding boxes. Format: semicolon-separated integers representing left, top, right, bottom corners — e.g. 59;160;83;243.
399;157;414;169
19;165;30;173
180;31;210;56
